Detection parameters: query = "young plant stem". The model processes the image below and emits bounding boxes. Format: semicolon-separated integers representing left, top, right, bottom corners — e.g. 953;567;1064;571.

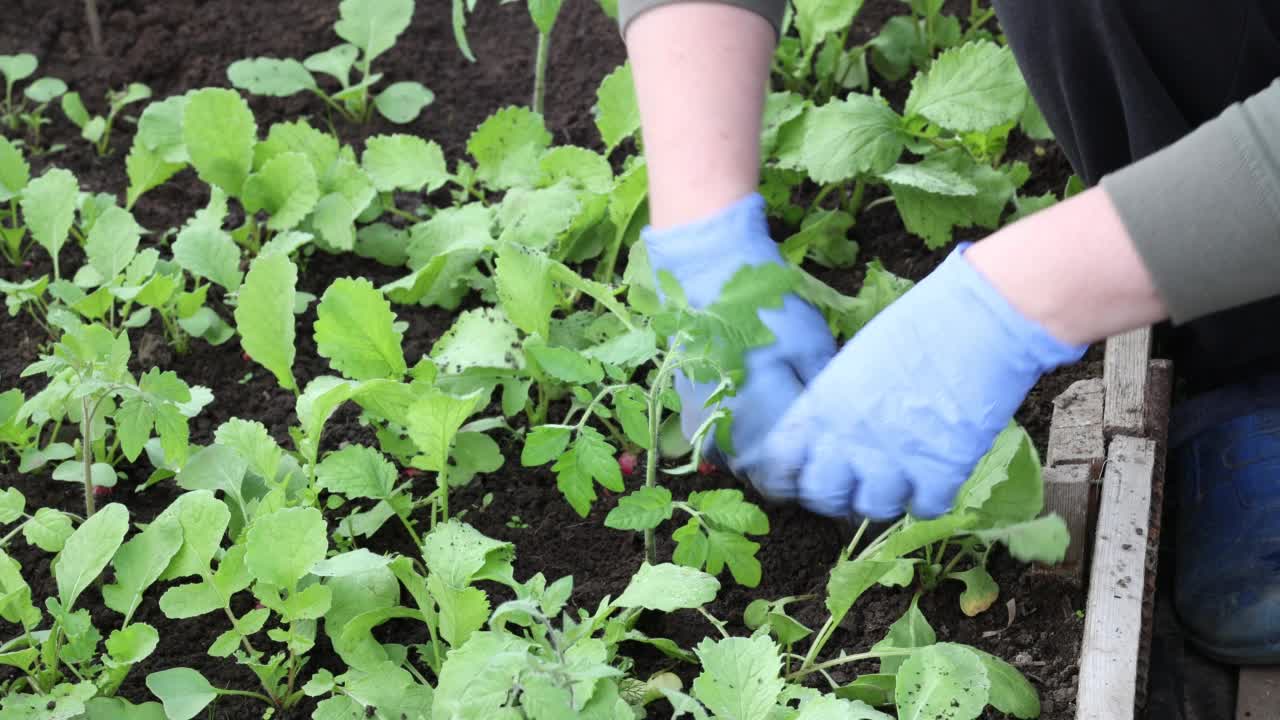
532;31;550;116
643;359;675;566
437;464;451;524
84;0;104;56
80;396;95;518
785;647;914;681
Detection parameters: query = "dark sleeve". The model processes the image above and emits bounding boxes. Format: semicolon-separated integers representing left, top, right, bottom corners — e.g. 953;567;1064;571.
1100;77;1280;324
618;0;786;37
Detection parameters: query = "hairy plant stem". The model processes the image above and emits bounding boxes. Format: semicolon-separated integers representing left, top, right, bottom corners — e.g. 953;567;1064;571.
532;31;550;116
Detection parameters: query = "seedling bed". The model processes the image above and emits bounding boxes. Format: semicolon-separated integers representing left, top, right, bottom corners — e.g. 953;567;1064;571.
0;1;1151;719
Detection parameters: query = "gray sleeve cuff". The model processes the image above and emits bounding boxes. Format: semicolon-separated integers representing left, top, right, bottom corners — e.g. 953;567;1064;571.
618;0;786;37
1100;78;1280;325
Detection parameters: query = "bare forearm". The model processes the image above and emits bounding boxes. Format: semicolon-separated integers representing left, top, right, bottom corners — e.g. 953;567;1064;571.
965;186;1167;347
624;3;775;229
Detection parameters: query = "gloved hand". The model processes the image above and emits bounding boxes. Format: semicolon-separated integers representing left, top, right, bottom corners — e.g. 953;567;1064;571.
643;192;836;478
748;243;1088;520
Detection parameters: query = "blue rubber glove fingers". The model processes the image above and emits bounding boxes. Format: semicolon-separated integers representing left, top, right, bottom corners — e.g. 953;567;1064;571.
758;244;1088;520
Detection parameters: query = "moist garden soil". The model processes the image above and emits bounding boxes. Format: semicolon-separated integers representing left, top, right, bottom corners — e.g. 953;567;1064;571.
0;1;1093;717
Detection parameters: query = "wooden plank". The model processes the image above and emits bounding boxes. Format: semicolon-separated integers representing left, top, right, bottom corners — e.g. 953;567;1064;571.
1135;360;1173;710
1047;378;1106;474
1043;464;1094;576
1075;436;1158;720
1237;667;1280;720
1103;328;1153;437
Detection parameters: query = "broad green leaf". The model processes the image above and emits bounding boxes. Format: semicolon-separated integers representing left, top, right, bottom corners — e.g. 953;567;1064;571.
56;502;129;609
496;182;581;248
552;426;621;516
23;507;74;552
85;206;142;282
227;57;316;96
953;423;1043;526
83;698;167;720
692;635;784;720
235;252;297;390
584;327;657;368
895;643;990;720
215;418;282;482
146;668;218;720
304;44;360;85
125;141;184;209
255;118;338;175
431;631;530;718
973;515;1071;565
52;460;117;488
21;168;79;276
316;445;396;499
905;40;1027;132
0;549;39;627
242;151;319;231
953;566;999;616
796;695;891;720
594;62;638;151
521;425;571;466
245;506;328;589
313;277;406;380
781;209;858;269
158;581;222;619
136;94;190;163
539;145;613;193
527;343;603;384
431;575;490;648
826;559;898;619
0;53;36;85
103;512;183;622
406;387;487;472
182;88;257;196
691;489;769;535
888;148;1016;249
973;648;1039;718
158;490;230;581
613;386;650;448
374;81;434;124
362;134;448;192
794;0;865;53
468;105;552;189
310;191;357;251
431;307;522;373
0;135;30;202
0;487;23;524
528;0;563;34
880;161;978;196
494;243;556;336
422;519;515;589
705;528;763;587
105;622;160;666
172;224;242;291
176;445;246;503
871;595;935;674
616;562;718;611
802;94;905;183
335;0;414;63
24;76;67;103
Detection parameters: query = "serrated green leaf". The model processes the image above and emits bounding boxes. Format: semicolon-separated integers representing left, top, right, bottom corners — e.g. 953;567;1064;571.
23;507;74;552
496;182;581;248
616;562;718;611
802;94;905;183
468;105;552;190
551;426;620;517
246;506;327;589
794;0;865;53
103;512;182;623
407;387;486;472
21;168;79;277
146;668;218;720
235;252;297;390
880;161;978;196
422;519;515;589
313;277;406;380
895;643;990;720
227;57;316;96
527;343;603;384
692;635;784;720
952;423;1042;525
0;135;30;202
125;140;184;210
56;502;129;609
335;0;414;63
85;205;142;283
431;631;530;718
374;81;434;124
106;622;160;667
172;224;242;291
973;515;1071;565
242;151;319;231
136;94;190;163
605;486;672;531
521;425;571;466
316;445;396;499
538;145;613;193
155;490;229;581
905;40;1027;132
304;44;360;85
888;148;1016;249
691;489;769;535
431;307;522;373
182;88;257;196
362;134;448;193
594;62;638;151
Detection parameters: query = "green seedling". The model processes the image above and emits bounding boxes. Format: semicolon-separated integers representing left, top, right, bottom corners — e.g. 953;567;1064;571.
228;0;433;126
0;53;67;154
62;82;152;156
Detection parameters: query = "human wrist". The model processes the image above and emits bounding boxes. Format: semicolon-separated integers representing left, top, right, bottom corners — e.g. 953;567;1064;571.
642;191;779;286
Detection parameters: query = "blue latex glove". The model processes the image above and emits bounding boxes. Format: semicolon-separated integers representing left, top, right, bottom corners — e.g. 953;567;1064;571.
643;193;836;477
750;243;1088;520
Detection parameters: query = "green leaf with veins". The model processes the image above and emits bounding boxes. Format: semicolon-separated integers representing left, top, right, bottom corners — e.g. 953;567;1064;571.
497;182;581;248
215;418;282;482
895;643;991;720
872;594;935;674
494;243;557;336
887;148;1016;249
527;343;603;384
794;0;865;53
595;62;639;151
953;566;999;616
316;445;396;500
692;635;784;720
335;0;414;63
705;528;763;587
953;423;1044;526
235;252;297;391
255;118;337;175
906;40;1027;132
106;622;160;667
406;386;487;472
157;490;229;581
781;209;858;269
521;425;571;466
422;519;515;588
616;562;719;611
136;94;190;163
802;93;905;184
880;160;979;196
242;151;320;231
362;133;448;192
431;307;523;373
56;502;129;610
103;511;182;622
431;631;531;718
407;202;492;267
605;486;673;531
146;668;218;720
374;81;434;124
172;224;242;291
468;105;552;190
0;487;23;524
85;205;143;283
973;515;1071;564
973;648;1039;718
552;426;622;517
24;507;74;552
246;506;328;589
21;168;78;275
0;135;29;202
227;57;317;97
313;277;406;380
304;44;359;85
690;489;769;535
126;141;184;209
539;145;613;193
182;88;257;196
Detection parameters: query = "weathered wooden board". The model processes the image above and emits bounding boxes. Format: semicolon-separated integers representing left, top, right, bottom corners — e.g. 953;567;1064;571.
1043;463;1095;575
1047;378;1106;474
1236;667;1280;720
1136;360;1173;710
1103;328;1153;437
1075;435;1158;720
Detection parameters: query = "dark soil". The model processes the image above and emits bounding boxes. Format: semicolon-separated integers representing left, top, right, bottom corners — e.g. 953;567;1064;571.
0;1;1085;718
